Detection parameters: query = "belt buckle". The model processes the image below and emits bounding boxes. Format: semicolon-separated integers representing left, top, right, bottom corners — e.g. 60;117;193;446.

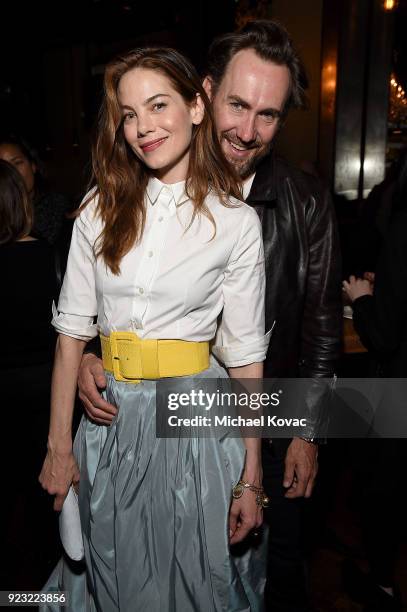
110;332;142;383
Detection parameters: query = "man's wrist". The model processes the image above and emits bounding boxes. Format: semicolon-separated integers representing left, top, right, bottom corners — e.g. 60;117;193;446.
298;436;318;445
83;335;102;358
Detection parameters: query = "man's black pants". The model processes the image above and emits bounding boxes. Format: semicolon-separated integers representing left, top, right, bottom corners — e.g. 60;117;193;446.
262;439;311;612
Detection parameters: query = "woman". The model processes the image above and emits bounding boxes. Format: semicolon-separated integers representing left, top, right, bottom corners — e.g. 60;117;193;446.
0;134;71;246
40;47;270;611
0;160;61;588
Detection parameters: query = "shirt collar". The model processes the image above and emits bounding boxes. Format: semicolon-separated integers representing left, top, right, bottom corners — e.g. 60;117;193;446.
245;150;277;205
242;173;256;201
146;177;189;209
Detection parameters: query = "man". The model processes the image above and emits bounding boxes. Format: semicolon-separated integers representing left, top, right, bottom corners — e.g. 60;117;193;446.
78;21;342;611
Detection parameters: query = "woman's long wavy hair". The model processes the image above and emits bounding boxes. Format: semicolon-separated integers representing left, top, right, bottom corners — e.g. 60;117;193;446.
83;47;241;275
0;160;32;245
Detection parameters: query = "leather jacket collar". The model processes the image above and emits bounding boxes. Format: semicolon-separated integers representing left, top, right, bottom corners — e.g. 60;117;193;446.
245;151;277;205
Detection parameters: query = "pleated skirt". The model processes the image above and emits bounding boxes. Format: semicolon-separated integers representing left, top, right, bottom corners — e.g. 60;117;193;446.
41;361;266;611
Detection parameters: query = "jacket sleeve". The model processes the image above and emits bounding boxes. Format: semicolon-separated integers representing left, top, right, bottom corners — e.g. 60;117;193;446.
83;335;103;358
294;183;342;440
299;182;343;378
352;211;407;357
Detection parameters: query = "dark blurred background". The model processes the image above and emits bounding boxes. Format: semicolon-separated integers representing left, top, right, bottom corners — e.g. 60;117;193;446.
1;0;406;203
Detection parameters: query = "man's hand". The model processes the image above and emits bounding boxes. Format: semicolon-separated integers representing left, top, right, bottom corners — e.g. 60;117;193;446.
78;353;117;425
283;437;318;499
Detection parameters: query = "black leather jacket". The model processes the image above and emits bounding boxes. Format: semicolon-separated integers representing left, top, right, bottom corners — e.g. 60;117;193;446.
247;152;343;437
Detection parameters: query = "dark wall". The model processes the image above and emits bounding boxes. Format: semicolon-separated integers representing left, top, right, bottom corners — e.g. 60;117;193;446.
0;0;235;199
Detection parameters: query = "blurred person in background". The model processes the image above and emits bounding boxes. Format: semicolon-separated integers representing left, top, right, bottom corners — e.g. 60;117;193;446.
343;153;407;612
0;160;62;589
0;134;72;254
356;148;407;276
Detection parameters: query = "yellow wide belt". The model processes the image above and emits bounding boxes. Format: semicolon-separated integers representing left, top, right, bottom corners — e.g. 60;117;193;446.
100;332;210;383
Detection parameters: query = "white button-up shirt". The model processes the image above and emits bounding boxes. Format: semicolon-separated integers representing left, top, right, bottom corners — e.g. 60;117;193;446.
52;178;270;367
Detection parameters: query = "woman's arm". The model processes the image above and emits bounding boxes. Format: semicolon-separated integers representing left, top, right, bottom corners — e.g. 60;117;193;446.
39;333;86;511
228;361;264;545
229;361;263;484
41;199;99;510
210;208;269;544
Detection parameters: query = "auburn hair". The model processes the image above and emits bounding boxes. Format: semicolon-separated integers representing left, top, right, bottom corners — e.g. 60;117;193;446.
0;160;33;245
82;47;241;275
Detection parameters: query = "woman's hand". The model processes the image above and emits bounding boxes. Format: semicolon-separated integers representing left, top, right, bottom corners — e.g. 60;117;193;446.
343;275;373;303
41;333;85;510
39;448;80;511
229;489;263;545
227;361;264;544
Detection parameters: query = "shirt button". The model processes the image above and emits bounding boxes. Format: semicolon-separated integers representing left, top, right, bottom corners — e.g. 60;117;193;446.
158;216;164;222
147;251;153;258
138;287;144;295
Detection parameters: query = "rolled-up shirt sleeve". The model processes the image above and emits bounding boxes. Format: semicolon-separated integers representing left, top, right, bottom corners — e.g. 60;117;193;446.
212;207;271;367
51;200;98;341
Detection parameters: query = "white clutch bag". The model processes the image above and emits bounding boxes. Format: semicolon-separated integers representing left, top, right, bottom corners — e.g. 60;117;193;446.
59;485;84;561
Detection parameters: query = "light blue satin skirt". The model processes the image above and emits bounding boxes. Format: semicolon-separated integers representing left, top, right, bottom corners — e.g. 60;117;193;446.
41;361;266;611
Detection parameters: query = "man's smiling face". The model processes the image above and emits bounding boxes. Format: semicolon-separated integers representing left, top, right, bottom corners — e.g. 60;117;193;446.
205;49;291;178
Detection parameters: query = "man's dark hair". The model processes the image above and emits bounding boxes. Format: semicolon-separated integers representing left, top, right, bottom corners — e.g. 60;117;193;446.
207;20;308;116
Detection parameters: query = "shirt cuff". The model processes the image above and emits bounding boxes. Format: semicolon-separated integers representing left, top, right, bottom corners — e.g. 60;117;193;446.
51;302;98;341
212;328;272;368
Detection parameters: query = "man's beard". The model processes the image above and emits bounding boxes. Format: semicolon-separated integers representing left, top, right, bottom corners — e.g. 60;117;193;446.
221;134;273;179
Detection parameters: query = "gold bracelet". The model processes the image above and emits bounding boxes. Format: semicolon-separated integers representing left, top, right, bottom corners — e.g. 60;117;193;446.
232;480;270;508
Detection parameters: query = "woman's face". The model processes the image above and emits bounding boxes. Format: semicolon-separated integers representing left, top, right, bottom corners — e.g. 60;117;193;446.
118;68;204;184
0;143;36;195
